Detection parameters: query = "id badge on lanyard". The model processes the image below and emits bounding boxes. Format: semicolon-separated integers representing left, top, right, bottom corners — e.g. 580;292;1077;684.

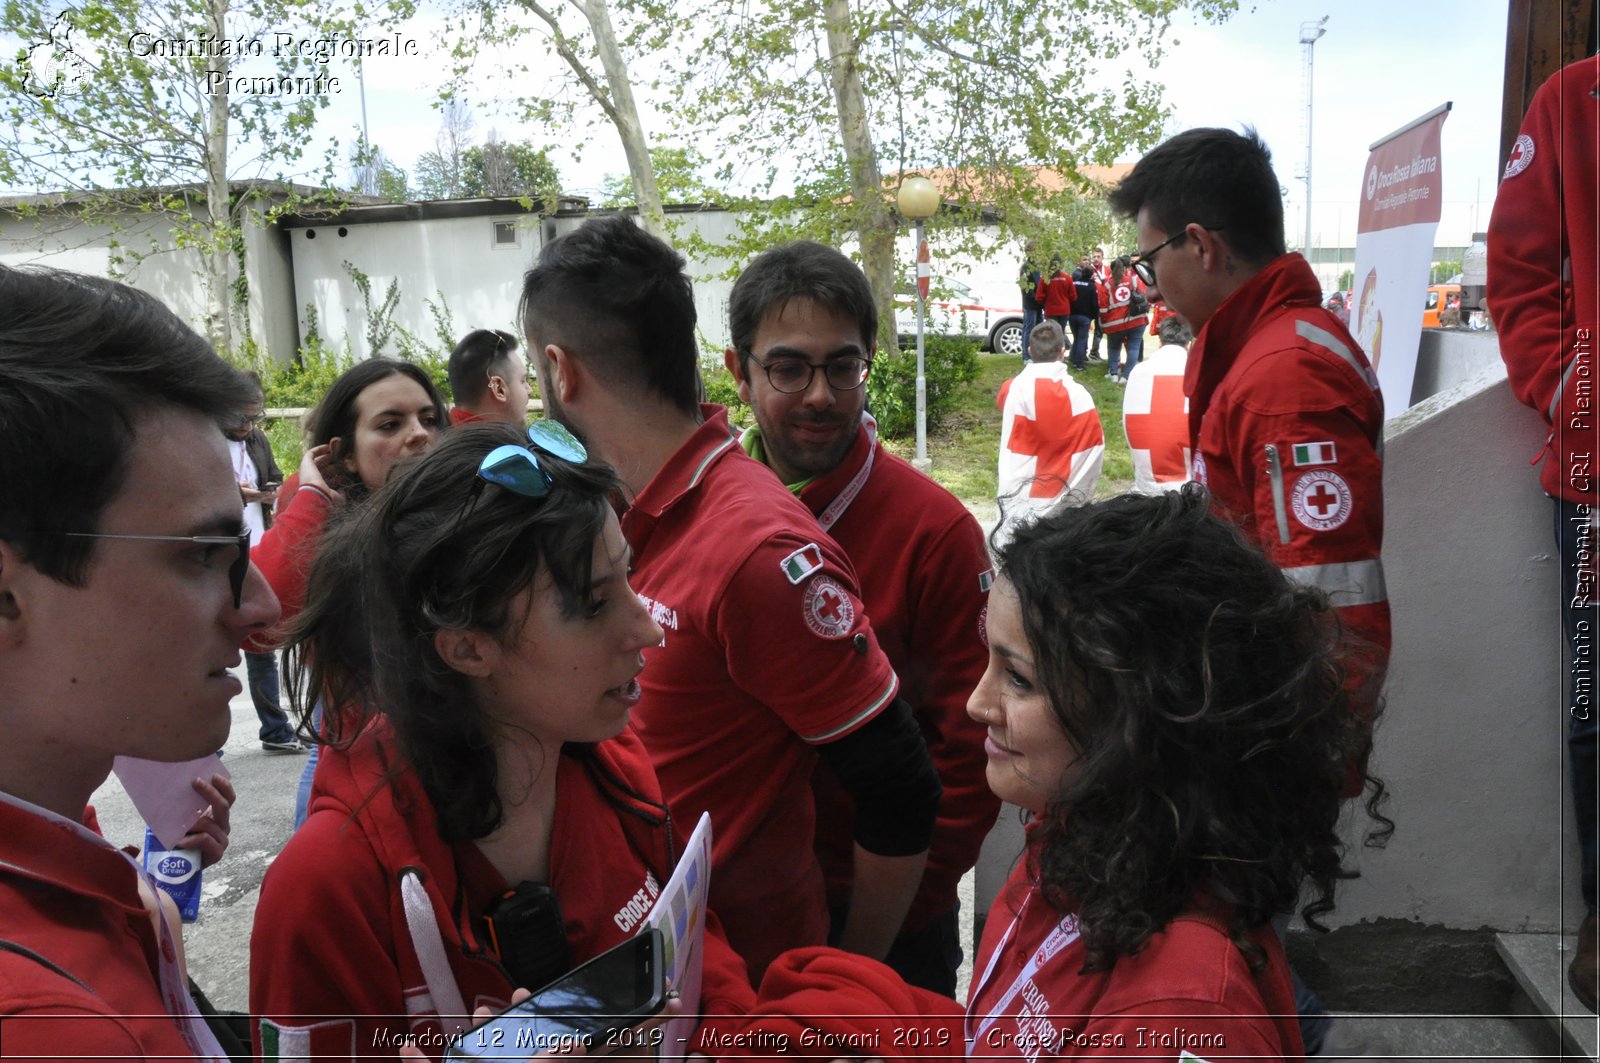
963;892;1080;1056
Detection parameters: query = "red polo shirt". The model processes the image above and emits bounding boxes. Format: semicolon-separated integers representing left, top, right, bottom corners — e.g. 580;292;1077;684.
0;793;213;1058
624;406;900;980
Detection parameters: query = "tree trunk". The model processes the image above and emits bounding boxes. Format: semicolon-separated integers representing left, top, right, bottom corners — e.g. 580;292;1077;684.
823;0;895;354
202;0;233;354
578;0;667;241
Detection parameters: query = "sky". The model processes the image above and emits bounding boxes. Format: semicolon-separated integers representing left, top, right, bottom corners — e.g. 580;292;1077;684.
295;0;1508;247
5;0;1511;249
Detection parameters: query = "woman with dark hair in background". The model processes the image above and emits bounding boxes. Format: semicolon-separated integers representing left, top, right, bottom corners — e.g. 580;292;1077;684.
249;423;753;1057
1096;256;1148;384
246;358;448;822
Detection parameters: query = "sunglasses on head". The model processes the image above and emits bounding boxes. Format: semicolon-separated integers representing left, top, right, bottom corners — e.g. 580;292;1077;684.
476;420;588;498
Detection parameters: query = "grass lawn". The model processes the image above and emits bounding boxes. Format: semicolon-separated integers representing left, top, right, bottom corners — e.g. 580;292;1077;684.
880;352;1136;514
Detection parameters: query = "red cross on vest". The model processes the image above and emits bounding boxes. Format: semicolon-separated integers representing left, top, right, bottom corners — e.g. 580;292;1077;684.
1124;374;1190;483
1304;482;1341;518
815;585;845;622
1006;379;1103;498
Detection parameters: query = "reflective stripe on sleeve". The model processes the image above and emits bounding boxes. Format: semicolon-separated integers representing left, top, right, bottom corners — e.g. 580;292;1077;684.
1296;319;1380;391
1281;559;1389;606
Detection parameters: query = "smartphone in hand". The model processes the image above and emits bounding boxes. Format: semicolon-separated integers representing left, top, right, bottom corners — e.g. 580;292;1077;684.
448;928;666;1060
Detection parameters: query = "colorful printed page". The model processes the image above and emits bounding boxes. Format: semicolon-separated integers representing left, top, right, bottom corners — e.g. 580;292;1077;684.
646;812;711;1063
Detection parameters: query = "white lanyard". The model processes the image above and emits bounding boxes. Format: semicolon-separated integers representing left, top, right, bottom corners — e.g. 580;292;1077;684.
964;890;1080;1056
815;412;878;532
131;856;229;1063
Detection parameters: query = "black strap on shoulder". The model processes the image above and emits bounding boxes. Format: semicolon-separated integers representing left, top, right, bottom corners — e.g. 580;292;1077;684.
0;938;93;991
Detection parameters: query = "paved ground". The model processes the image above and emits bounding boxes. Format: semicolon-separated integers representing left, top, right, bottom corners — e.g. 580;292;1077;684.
87;660;982;1015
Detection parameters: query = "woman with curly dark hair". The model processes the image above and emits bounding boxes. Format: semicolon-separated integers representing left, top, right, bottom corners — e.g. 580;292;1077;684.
962;486;1385;1060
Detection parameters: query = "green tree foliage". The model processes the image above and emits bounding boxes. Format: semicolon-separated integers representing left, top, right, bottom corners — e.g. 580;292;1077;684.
0;0;347;351
349;136;410;201
462;134;562;201
661;0;1236;348
411;98;474;199
418;0;668;235
601;146;721;207
1431;258;1462;284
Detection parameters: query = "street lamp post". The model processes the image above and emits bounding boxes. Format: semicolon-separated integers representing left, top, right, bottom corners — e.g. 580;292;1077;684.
897;175;940;471
1299;16;1328;265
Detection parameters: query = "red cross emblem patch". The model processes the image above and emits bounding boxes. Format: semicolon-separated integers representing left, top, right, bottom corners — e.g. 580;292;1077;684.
1503;133;1534;180
1290;470;1353;531
801;575;855;639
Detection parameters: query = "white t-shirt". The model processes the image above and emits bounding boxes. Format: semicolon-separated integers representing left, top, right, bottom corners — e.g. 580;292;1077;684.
229;438;265;545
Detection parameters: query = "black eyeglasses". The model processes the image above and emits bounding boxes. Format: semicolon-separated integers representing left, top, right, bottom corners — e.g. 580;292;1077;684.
64;531;251;608
747;354;871;394
1130;225;1223;288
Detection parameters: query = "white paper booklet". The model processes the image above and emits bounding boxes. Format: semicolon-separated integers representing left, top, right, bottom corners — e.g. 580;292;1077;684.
645;811;711;1062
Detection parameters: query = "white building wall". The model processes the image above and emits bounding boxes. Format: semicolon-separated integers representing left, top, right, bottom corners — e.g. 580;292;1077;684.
0;206;291;359
288;211;545;360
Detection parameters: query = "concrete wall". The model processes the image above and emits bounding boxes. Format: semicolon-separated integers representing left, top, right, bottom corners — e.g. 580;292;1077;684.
0;206;292;360
1328;354;1582;932
974;331;1585;940
239;207;301;364
288;211;544;360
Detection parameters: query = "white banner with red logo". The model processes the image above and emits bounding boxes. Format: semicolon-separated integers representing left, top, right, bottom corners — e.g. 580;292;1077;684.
1351;103;1451;413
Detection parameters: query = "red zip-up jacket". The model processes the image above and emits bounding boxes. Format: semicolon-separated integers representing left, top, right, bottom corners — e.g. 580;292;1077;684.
1488;54;1599;506
1034;271;1076;317
250;720;754;1060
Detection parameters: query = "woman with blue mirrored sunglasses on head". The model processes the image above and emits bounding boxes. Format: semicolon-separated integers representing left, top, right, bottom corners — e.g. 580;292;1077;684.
249;422;755;1059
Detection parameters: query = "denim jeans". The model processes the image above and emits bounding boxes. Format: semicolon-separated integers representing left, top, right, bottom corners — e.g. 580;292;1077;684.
292;701;324;829
1105;329;1144;379
1021;305;1042;362
1067;315;1092;368
245;650;295;744
1557;497;1599;912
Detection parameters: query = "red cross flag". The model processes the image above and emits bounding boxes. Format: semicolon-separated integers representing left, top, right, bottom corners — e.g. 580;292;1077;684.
997;364;1104;542
1122;355;1191;494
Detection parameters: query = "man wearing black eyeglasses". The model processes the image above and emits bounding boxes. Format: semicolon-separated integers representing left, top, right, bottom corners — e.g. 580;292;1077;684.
0;265;279;1057
521;218;940;985
723;240;996;996
1109;126;1387;1057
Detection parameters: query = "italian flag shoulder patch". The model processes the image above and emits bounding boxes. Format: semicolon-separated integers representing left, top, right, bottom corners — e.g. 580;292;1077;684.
781;543;825;584
1292;440;1338;466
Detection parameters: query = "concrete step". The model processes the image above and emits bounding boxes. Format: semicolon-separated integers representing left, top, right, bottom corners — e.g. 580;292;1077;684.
1496;932;1599;1059
1320;1007;1563;1061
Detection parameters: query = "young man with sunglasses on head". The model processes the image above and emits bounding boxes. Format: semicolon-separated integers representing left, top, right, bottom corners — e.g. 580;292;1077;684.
0;265;279;1056
447;328;533;426
520;218;941;984
1109;126;1388;1056
722;240;996;996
